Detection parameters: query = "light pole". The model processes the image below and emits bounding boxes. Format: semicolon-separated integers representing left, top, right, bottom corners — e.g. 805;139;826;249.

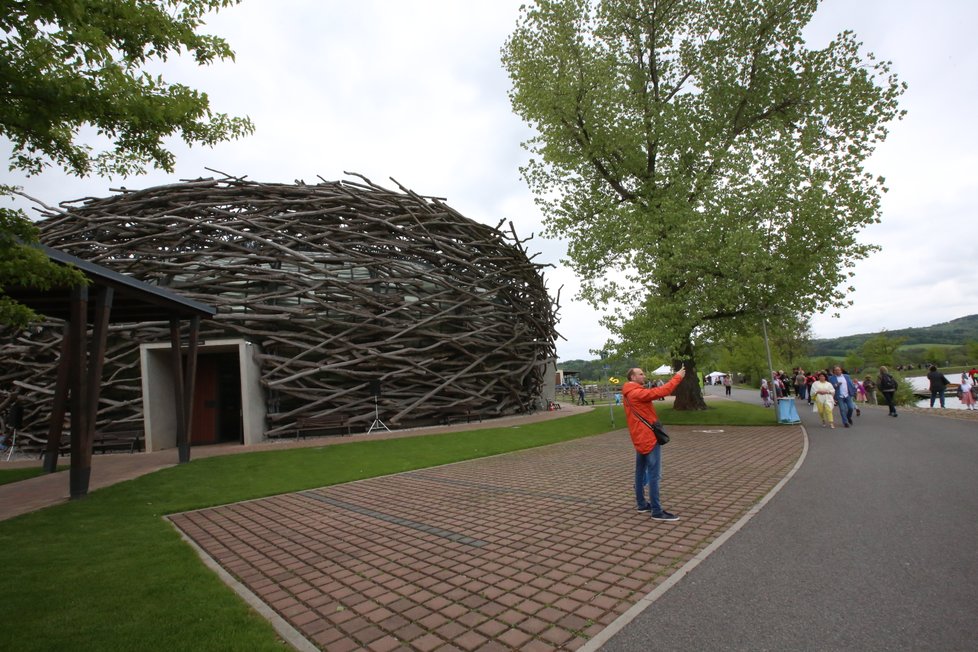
602;351;615;428
761;317;778;423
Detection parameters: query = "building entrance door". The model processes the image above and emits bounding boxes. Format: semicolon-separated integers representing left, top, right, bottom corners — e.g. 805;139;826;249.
190;353;242;445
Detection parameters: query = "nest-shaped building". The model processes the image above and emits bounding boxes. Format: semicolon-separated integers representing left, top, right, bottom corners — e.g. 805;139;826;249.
4;175;558;450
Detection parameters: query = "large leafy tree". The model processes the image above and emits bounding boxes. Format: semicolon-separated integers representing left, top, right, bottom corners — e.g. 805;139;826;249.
0;0;254;326
860;332;905;367
502;0;904;408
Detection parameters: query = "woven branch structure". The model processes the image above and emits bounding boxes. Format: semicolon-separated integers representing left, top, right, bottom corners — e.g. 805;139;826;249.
2;174;559;438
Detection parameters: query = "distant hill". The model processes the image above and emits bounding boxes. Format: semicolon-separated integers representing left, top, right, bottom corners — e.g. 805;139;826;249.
811;314;978;356
558;315;978;372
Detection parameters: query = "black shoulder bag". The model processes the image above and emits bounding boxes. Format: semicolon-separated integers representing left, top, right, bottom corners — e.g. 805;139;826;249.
622;395;670;445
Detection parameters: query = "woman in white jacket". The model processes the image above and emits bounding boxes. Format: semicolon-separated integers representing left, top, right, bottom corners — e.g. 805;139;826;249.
811;372;836;428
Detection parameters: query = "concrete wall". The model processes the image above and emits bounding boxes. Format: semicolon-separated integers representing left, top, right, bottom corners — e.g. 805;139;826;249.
140;338;266;452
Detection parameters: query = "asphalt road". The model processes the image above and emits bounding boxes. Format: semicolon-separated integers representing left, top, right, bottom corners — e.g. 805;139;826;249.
602;384;978;651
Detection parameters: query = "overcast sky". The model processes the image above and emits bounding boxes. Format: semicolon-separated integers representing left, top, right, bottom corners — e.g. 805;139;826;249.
4;0;976;362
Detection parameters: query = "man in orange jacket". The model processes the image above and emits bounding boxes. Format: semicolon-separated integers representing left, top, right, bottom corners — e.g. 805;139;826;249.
622;366;686;522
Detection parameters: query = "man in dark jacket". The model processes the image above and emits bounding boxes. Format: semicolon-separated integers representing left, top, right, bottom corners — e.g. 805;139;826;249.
926;364;949;408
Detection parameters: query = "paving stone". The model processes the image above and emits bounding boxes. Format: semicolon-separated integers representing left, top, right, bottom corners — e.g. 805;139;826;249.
167;425;801;651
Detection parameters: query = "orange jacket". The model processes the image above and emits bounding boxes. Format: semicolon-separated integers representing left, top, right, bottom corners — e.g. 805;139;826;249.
622;373;684;454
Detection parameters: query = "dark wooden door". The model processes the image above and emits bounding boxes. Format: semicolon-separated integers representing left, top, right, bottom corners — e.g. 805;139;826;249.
190;356;219;445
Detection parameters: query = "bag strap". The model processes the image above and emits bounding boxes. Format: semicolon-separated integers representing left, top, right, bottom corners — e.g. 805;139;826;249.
622;393;658;432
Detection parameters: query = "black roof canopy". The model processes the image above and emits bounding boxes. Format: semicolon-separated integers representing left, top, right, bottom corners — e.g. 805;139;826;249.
5;245;216;323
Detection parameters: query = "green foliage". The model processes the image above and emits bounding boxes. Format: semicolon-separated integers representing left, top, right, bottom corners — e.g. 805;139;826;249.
1;0;254;178
859;332;905;366
716;333;769;385
502;0;905;371
769;315;814;367
924;345;950;366
0;200;87;327
899;343;971;367
966;341;978;361
558;355;639;381
843;351;864;373
809;356;838;373
638;354;668;375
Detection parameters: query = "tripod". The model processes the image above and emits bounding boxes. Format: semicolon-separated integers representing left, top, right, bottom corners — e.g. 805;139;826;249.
367;395;389;434
3;429;15;462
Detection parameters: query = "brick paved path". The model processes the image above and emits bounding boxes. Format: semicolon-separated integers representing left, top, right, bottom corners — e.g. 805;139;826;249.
170;425;802;651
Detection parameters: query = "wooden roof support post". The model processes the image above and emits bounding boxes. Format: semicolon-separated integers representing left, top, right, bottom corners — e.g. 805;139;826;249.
43;323;72;473
182;316;201;464
169;319;188;464
69;285;112;499
67;285;90;499
169;316;201;465
85;287;113;427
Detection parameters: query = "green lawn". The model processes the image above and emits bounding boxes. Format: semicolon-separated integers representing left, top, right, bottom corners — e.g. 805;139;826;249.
0;401;772;651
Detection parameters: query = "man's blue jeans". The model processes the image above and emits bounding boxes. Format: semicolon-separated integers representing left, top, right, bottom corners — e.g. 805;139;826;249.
837;395;855;425
930;389;946;408
635;446;662;513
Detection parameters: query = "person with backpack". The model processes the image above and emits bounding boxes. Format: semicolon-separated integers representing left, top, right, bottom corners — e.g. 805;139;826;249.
877;366;899;417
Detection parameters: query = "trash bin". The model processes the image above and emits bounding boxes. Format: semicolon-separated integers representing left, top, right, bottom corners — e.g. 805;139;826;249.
777;398;801;424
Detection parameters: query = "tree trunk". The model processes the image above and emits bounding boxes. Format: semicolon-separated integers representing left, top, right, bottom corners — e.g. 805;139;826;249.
672;339;708;411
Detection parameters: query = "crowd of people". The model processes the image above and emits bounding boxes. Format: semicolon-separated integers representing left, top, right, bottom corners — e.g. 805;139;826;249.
932;366;978;410
756;366;902;427
755;364;978;422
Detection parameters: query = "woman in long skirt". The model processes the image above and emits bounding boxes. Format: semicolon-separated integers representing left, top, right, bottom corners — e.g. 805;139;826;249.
811;372;836;428
960;373;976;410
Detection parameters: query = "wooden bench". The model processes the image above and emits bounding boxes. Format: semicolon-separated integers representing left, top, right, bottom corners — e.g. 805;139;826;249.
13;434;70;459
92;428;144;454
18;437;70;459
12;428;141;458
440;410;483;426
293;415;351;438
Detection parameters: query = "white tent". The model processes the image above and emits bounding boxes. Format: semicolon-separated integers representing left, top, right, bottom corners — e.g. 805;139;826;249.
650;364;673;375
706;371;728;382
